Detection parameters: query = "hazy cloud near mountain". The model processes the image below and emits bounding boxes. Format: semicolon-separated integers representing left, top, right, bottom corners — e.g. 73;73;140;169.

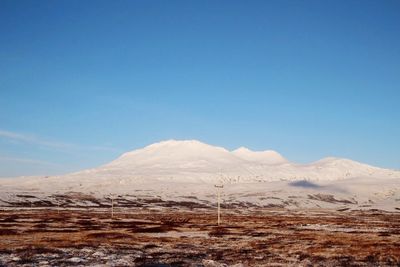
0;129;119;153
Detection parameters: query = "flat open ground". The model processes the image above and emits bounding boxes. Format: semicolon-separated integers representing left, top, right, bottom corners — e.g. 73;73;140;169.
0;207;399;266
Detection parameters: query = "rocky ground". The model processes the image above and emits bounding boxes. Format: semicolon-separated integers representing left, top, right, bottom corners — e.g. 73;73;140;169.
0;206;399;266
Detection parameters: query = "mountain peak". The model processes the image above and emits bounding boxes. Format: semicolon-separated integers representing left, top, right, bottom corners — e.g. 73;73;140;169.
232;147;288;164
233;146;252;153
141;139;231;153
147;139;210;148
114;140;289;166
108;139;233;169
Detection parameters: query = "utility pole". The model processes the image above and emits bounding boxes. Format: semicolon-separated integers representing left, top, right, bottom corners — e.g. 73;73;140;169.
215;184;223;225
56;192;60;215
111;196;114;219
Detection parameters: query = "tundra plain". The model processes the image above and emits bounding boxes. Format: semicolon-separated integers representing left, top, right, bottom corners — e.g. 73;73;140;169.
0;203;399;266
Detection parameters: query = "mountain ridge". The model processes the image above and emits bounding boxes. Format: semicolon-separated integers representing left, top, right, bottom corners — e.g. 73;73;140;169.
64;139;399;184
1;139;399;211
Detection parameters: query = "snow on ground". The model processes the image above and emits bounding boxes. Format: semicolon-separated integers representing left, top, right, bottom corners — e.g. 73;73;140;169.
0;140;399;211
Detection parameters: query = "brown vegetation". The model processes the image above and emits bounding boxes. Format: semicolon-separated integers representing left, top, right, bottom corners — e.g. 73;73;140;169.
0;207;399;266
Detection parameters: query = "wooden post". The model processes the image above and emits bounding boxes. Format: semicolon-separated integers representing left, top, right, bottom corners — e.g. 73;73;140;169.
111;197;114;219
215;184;223;225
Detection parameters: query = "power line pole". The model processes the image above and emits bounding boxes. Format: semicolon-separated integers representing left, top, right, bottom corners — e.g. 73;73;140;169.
110;195;114;219
56;191;61;215
215;184;223;225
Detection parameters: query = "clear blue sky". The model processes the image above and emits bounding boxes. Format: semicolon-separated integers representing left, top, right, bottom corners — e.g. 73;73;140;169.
1;0;399;177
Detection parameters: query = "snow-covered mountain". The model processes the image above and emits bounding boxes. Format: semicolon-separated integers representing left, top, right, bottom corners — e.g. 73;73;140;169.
0;140;399;211
67;139;397;183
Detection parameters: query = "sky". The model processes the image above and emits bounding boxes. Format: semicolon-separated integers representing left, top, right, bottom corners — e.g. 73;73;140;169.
0;0;399;177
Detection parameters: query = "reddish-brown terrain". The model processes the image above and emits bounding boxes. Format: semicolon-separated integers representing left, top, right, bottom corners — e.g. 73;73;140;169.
0;207;399;266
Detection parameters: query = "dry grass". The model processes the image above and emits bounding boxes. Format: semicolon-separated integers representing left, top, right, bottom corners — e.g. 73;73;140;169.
0;208;399;266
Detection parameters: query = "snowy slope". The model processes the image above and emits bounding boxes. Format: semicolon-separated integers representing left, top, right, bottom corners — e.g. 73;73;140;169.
64;139;398;184
0;140;399;210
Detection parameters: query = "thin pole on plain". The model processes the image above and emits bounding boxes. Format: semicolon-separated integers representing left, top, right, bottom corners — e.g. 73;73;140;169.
111;196;114;219
56;192;60;215
215;184;223;225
